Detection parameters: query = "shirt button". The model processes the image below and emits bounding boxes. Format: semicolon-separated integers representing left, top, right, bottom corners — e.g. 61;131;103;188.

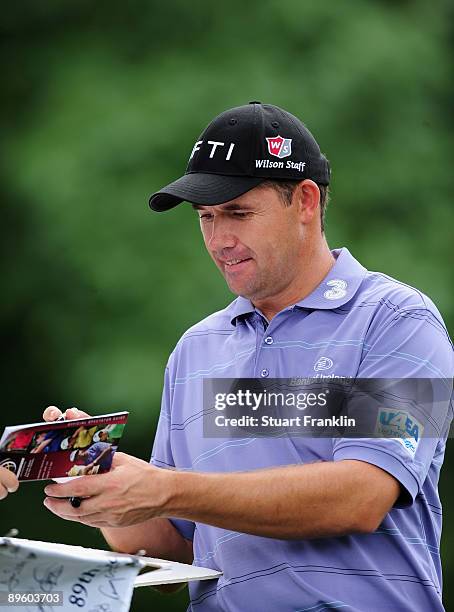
264;336;274;345
260;369;269;377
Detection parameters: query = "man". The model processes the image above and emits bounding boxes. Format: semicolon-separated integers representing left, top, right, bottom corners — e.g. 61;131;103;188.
0;466;19;500
43;103;453;611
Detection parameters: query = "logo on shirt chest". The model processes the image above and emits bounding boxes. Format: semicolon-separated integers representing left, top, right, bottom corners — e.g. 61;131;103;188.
314;357;334;372
313;356;348;379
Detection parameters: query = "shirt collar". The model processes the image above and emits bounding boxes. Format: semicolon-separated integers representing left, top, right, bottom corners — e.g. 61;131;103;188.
229;247;368;325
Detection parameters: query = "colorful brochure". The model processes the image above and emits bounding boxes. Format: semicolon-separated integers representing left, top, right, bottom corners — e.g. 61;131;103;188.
0;412;128;481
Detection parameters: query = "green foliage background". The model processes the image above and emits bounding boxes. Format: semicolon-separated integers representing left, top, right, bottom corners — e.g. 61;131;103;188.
1;2;453;610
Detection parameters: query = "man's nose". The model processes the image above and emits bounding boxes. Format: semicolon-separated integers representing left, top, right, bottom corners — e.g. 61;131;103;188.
205;217;236;251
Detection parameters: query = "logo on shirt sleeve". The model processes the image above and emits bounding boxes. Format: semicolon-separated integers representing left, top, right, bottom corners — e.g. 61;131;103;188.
375;408;424;457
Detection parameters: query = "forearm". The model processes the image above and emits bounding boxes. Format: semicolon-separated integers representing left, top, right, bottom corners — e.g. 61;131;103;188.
101;519;193;595
166;460;399;539
43;454;397;545
101;517;193;564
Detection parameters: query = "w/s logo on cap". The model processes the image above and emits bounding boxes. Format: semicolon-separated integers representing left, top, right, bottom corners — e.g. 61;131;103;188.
266;136;292;159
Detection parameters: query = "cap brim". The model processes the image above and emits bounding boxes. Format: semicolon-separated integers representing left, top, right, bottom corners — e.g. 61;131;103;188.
149;173;265;212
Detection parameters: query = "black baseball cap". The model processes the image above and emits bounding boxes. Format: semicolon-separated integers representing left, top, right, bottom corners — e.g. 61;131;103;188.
149;101;330;212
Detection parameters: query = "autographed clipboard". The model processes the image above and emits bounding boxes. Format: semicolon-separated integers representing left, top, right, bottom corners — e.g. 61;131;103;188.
0;537;221;610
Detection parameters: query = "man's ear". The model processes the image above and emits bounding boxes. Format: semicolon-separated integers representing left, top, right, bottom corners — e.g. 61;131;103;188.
293;179;320;226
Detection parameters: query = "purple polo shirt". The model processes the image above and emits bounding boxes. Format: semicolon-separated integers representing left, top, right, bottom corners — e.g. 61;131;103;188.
151;247;453;612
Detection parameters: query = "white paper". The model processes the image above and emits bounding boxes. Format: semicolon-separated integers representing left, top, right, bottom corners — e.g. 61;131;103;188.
0;537;221;611
0;537;143;612
134;560;221;586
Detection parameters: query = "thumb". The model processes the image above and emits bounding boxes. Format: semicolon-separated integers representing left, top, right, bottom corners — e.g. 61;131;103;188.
111;452;129;467
65;407;91;420
111;452;152;470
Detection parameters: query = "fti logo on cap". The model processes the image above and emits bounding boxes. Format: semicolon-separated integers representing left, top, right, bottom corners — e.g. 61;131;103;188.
266;136;292;159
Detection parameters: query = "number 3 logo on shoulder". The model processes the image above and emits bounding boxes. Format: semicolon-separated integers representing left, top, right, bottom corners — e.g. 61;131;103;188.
323;279;348;300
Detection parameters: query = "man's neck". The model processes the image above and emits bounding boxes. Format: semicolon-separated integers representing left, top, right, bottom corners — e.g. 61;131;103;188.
253;240;335;321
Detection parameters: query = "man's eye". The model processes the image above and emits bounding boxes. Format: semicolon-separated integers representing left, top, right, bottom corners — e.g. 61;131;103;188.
232;212;251;218
199;214;213;221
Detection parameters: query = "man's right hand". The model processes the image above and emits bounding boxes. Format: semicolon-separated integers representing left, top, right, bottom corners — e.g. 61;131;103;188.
43;406;91;422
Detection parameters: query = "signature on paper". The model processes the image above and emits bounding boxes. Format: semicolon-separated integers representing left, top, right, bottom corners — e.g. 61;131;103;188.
98;562;126;601
0;558;29;591
33;563;64;592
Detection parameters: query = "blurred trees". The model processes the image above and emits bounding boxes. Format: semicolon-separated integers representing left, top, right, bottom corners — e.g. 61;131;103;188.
1;2;453;610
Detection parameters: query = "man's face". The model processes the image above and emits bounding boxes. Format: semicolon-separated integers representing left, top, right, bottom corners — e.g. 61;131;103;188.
195;185;307;302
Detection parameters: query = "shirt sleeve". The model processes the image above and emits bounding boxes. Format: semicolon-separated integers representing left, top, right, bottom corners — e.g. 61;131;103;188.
150;363;196;541
332;306;453;508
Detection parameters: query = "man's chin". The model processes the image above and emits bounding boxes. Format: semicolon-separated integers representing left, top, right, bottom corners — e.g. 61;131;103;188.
221;266;263;300
226;281;260;301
